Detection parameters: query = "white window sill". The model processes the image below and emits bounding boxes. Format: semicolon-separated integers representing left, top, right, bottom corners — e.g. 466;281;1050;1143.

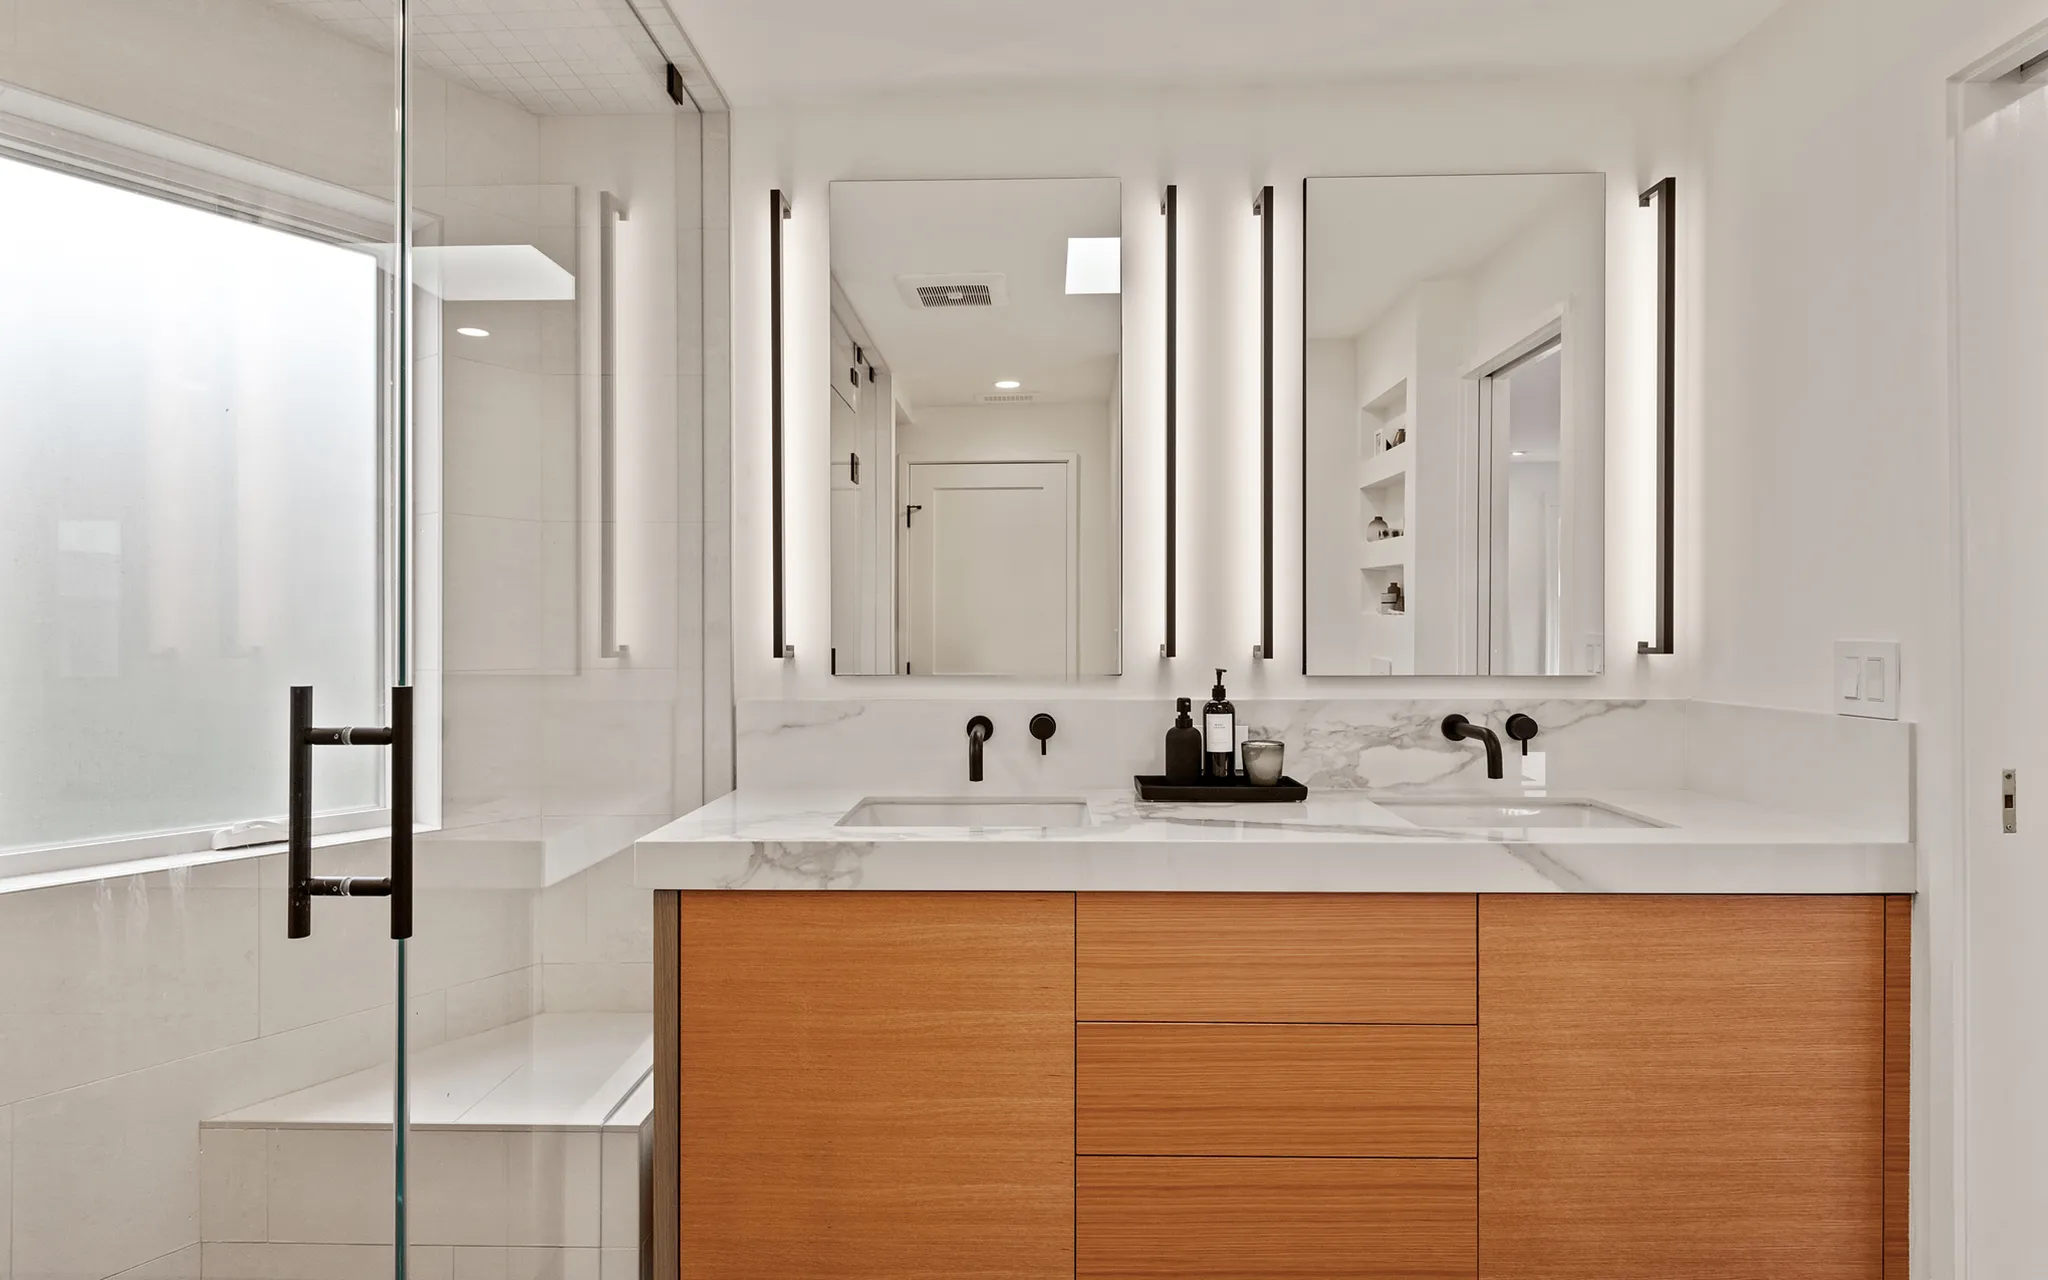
0;824;419;897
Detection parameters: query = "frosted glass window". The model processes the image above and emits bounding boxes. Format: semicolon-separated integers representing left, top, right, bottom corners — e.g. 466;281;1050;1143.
0;154;384;853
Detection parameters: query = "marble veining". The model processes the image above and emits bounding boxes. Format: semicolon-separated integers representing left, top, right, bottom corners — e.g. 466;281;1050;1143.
1241;698;1657;791
639;785;1914;895
734;697;1686;795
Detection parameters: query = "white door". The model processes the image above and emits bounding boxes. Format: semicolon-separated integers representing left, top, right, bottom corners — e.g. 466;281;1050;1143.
1957;74;2048;1276
903;459;1077;677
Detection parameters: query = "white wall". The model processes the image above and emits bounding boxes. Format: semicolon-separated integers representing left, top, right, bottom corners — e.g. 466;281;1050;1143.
896;400;1121;675
730;80;1689;700
439;113;701;897
1691;0;2048;1274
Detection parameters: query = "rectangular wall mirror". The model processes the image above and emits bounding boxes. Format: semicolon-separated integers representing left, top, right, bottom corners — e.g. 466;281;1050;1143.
828;178;1124;677
1303;173;1607;676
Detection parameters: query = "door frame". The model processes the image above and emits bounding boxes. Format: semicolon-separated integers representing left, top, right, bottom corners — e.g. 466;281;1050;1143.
1462;314;1564;676
1944;23;2048;1280
897;453;1083;677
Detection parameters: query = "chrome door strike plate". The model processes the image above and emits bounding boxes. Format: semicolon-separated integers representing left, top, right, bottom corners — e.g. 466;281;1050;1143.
2004;769;2018;834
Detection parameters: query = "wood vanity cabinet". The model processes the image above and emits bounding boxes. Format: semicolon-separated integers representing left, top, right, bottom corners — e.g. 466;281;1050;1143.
669;892;1076;1280
656;891;1909;1280
1479;895;1911;1280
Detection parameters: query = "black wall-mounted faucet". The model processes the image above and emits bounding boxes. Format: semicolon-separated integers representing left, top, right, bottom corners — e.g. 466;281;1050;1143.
1029;713;1058;756
1442;714;1505;780
966;715;994;782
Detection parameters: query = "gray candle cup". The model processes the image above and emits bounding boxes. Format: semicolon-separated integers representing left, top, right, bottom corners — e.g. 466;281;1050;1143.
1242;740;1285;786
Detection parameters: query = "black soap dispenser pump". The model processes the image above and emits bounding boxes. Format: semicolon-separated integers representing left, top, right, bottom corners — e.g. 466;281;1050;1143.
1204;669;1237;779
1165;697;1202;782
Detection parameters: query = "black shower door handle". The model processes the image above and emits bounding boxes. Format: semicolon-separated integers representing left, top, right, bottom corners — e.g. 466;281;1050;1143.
287;685;414;939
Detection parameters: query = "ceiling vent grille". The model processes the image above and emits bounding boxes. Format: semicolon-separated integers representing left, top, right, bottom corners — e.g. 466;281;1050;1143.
977;391;1037;405
895;272;1010;309
917;284;992;308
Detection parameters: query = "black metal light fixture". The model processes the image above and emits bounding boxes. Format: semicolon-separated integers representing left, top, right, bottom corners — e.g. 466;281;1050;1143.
770;188;792;661
1253;185;1275;662
1162;185;1179;660
1639;176;1676;657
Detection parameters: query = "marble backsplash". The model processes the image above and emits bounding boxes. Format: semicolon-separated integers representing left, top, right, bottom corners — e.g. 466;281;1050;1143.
736;698;1680;793
734;697;1912;840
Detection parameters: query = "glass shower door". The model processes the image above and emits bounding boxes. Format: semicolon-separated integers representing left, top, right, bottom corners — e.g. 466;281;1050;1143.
0;1;412;1276
2;0;705;1273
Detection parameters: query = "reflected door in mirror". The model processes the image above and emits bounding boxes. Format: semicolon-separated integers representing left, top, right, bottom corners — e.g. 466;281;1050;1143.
905;460;1077;677
1302;174;1606;677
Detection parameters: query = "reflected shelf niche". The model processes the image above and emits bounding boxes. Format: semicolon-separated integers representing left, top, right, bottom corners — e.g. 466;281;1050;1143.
1358;377;1410;676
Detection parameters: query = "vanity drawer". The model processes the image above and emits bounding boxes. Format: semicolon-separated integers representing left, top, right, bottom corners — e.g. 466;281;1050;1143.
1078;1023;1475;1156
1079;1156;1476;1279
1076;893;1477;1023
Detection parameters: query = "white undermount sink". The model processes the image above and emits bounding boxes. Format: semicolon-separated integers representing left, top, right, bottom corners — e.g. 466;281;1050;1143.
836;797;1093;829
1374;797;1664;830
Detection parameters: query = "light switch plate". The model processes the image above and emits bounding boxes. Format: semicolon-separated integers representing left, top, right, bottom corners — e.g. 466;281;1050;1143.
1834;640;1902;720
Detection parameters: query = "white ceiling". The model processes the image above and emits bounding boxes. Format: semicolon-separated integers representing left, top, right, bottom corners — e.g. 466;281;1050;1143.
667;0;1788;105
831;179;1121;409
1305;173;1601;339
262;0;724;114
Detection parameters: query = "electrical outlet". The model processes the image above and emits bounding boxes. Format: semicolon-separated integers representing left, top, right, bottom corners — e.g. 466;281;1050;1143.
1834;640;1901;720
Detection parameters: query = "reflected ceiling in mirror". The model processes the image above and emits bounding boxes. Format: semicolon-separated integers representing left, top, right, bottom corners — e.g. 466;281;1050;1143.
1303;173;1607;677
828;178;1123;678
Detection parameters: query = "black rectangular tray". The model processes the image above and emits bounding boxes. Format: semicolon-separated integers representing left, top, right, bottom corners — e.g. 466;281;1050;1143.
1133;774;1308;803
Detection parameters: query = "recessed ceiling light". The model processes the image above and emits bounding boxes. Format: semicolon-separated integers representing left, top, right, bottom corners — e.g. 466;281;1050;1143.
1065;237;1120;295
456;326;490;338
1512;450;1528;457
995;380;1021;390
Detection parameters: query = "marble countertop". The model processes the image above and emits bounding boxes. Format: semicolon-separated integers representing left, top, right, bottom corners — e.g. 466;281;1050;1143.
634;786;1915;894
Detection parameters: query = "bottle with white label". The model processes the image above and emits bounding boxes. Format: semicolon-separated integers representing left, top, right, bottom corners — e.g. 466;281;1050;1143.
1203;668;1237;779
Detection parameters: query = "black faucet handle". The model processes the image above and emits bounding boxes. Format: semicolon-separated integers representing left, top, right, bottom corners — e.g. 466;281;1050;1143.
1029;713;1057;756
1504;713;1540;756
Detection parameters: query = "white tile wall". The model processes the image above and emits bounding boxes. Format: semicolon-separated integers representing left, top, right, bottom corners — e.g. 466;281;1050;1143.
110;1247;203;1280
413;1132;514;1246
202;1243;398;1280
444;517;555;674
0;872;260;1105
445;970;543;1042
198;1129;268;1245
0;1105;12;1280
596;1134;638;1249
535;852;652;1014
0;854;556;1279
698;111;735;803
199;1125;621;1270
539;963;649;1014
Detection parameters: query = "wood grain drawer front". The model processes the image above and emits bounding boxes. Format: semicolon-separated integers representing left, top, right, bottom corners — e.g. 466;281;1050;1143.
1077;893;1476;1023
1479;895;1885;1280
1079;1156;1477;1279
678;892;1076;1280
1078;1023;1476;1156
